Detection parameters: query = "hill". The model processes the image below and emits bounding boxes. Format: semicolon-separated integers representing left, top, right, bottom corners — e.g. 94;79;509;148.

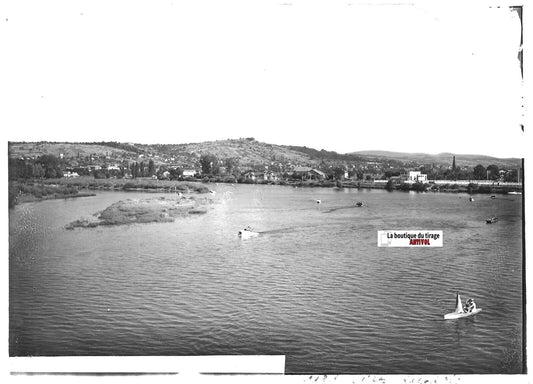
8;140;521;171
8;139;318;169
8;141;141;159
351;150;521;169
144;138;313;166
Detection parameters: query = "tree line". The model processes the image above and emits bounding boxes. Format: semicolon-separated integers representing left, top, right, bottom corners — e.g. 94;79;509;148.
129;159;156;178
8;155;158;180
9;155;64;180
9;152;521;184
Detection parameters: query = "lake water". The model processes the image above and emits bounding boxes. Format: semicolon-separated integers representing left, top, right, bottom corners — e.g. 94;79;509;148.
9;184;524;374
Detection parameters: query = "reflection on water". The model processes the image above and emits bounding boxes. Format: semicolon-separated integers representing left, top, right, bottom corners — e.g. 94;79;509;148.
9;185;523;374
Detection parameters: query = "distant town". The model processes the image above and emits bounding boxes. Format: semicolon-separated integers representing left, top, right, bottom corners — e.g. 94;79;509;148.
8;139;523;203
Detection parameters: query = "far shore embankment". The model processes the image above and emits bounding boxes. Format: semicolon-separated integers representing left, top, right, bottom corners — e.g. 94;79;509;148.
9;176;523;208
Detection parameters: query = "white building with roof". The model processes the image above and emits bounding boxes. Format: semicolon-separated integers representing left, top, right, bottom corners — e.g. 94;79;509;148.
408;171;428;183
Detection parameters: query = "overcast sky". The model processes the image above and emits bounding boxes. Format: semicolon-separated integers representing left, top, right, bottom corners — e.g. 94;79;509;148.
0;0;526;158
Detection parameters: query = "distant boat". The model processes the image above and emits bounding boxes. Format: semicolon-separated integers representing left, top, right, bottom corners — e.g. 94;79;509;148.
508;191;522;195
491;195;496;199
444;292;482;320
238;226;259;238
355;201;364;207
316;199;322;204
469;196;475;202
486;217;498;224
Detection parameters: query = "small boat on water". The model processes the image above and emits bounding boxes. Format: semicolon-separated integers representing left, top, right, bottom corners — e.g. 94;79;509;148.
238;226;259;238
486;217;498;224
469;196;475;202
491;195;496;199
355;201;364;207
444;292;482;320
508;191;522;195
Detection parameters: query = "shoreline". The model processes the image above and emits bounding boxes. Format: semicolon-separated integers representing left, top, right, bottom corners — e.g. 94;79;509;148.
9;177;523;208
15;192;97;205
8;178;211;208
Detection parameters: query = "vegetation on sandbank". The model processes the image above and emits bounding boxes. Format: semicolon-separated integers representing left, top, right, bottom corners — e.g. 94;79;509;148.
66;196;211;229
8;177;211;208
9;181;96;208
38;177;212;193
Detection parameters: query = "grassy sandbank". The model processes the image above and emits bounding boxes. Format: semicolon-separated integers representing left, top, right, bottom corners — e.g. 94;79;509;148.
66;196;212;229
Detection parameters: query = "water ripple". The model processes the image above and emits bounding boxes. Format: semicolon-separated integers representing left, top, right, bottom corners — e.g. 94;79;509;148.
9;188;523;373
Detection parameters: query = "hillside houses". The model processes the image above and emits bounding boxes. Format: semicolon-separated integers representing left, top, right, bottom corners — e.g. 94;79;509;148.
292;166;326;181
248;171;279;182
242;171;256;181
62;171;79;178
182;170;197;178
260;171;279;182
8;142;523;185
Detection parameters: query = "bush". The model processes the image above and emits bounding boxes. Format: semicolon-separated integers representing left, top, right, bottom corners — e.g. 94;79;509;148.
63;186;79;195
478;185;492;194
397;182;428;192
397;183;410;191
123;182;137;190
9;184;19;208
411;182;428;192
193;185;211;193
223;175;237;183
467;183;478;194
